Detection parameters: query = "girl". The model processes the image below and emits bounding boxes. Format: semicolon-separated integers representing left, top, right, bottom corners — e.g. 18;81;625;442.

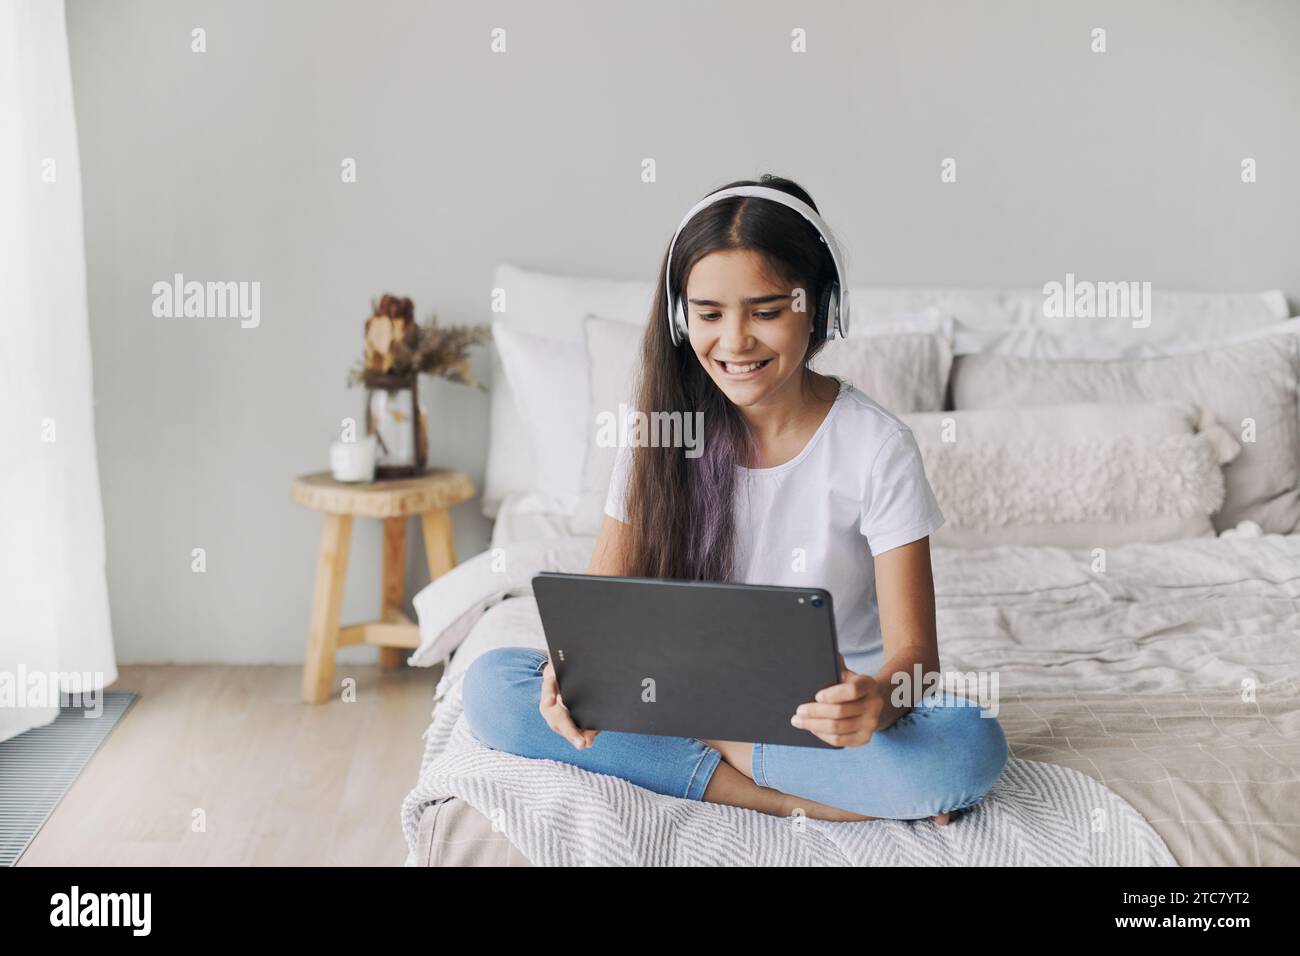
463;175;1008;826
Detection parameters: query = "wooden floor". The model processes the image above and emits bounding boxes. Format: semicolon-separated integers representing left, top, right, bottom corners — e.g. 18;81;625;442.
18;663;443;866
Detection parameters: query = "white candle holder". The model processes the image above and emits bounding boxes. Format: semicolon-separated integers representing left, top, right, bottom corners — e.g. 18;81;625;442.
329;435;377;483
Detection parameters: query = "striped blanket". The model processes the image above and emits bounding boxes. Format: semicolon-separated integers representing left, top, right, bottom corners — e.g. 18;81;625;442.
400;673;1177;866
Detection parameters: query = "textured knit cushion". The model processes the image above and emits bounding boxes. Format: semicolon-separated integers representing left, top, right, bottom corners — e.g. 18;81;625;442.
902;402;1240;548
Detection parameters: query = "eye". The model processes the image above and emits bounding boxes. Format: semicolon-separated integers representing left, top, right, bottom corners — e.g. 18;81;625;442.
693;308;783;321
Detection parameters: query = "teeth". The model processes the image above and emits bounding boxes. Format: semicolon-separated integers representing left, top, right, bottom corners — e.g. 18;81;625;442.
723;360;767;373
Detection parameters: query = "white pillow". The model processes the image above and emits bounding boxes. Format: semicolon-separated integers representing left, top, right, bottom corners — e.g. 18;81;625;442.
902;401;1241;548
481;264;650;518
852;287;1287;342
953;313;1300;359
492;322;589;506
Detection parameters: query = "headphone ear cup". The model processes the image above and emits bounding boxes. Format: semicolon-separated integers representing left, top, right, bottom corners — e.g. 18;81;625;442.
673;298;688;345
815;283;836;341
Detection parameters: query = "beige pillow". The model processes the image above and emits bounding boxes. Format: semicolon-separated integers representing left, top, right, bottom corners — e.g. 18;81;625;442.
809;332;952;413
580;316;954;501
903;402;1240;548
950;333;1300;533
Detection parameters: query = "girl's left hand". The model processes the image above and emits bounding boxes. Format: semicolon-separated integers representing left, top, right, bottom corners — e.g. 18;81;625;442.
791;653;885;748
793;653;969;827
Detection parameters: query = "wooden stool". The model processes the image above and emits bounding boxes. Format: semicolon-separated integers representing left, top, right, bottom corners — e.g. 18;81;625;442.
290;469;476;704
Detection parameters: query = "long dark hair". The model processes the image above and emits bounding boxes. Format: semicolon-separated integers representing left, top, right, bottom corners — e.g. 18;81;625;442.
621;174;842;582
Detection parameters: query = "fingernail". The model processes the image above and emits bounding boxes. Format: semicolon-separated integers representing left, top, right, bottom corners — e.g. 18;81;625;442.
815;692;824;702
796;705;806;716
571;737;584;748
790;715;803;728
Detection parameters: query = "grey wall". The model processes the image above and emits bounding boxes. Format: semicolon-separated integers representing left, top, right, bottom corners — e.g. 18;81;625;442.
66;0;1300;663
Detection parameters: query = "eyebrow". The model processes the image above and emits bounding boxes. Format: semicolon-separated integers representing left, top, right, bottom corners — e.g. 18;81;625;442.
686;293;794;307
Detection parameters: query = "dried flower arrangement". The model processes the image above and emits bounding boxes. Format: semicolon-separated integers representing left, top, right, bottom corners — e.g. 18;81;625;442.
347;294;491;478
347;293;491;389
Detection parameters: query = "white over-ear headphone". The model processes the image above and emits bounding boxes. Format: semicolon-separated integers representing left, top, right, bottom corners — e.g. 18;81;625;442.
664;184;851;348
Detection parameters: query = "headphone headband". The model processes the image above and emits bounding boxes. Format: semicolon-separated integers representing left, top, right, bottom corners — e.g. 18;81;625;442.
664;184;851;347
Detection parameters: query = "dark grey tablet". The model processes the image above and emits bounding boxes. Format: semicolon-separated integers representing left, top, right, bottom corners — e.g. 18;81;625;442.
531;572;843;749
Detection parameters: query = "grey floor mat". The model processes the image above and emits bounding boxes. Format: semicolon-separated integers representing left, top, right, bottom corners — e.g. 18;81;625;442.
0;692;137;866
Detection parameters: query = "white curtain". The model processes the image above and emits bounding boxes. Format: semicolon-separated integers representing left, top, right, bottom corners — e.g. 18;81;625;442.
0;0;116;742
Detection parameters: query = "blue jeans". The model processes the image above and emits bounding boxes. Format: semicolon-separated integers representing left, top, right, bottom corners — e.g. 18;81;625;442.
461;646;1009;820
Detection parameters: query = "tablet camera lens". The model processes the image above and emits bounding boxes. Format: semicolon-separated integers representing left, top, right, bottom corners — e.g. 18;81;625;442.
810;595;823;608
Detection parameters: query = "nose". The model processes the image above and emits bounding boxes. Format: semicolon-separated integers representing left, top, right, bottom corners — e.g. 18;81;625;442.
716;311;755;354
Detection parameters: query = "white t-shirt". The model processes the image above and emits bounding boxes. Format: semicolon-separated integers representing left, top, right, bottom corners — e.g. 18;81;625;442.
603;379;946;657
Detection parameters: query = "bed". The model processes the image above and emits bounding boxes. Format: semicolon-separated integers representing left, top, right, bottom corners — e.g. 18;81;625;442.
400;268;1300;867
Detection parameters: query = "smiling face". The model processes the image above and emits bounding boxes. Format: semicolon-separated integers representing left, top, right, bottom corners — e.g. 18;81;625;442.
684;248;816;409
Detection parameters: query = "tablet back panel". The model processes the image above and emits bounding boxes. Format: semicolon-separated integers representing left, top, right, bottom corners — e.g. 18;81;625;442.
532;573;842;749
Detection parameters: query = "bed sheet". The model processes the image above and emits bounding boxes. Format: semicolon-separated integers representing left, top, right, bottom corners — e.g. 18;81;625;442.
408;525;1300;866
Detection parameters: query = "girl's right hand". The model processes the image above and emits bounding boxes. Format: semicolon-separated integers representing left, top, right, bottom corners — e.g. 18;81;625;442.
539;658;599;750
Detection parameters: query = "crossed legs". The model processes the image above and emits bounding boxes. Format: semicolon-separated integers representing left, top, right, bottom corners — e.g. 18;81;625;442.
462;647;1009;823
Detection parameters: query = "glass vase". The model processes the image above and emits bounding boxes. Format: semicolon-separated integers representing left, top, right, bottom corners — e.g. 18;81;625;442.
364;374;427;479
